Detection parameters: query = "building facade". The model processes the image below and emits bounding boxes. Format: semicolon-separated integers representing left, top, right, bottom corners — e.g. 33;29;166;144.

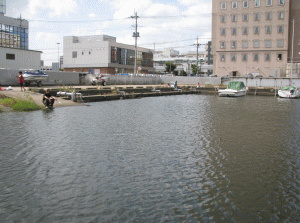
153;48;213;76
212;0;298;77
62;35;153;75
0;1;41;70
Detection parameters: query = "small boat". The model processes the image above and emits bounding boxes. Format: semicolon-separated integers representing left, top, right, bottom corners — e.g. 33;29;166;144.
23;70;48;87
218;81;247;97
278;86;300;98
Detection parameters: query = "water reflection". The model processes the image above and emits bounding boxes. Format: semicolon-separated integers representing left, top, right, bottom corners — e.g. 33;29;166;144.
0;95;299;222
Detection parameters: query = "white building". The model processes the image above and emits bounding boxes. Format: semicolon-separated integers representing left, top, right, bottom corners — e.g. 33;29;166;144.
0;1;42;70
63;35;153;74
154;48;213;76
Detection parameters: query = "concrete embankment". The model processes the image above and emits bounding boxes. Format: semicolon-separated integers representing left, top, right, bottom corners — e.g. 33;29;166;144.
0;85;280;111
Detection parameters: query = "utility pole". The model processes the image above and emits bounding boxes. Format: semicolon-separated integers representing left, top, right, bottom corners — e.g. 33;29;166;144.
19;14;22;48
192;37;204;76
131;12;139;75
291;19;295;78
196;37;198;76
153;43;155;75
57;43;60;70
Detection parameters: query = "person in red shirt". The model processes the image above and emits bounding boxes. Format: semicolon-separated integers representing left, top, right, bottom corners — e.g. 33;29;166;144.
16;71;25;91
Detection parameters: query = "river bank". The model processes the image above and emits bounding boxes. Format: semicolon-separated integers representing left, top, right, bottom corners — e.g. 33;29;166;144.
0;84;279;112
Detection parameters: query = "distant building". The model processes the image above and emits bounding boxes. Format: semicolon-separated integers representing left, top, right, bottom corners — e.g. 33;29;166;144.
62;35;153;74
0;1;41;70
212;0;300;77
153;48;213;76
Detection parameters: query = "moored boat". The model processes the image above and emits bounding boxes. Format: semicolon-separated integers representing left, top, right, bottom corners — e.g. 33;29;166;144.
278;86;300;98
23;70;48;86
218;81;247;97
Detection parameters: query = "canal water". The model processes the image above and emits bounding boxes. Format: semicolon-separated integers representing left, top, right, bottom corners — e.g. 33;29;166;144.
0;95;300;222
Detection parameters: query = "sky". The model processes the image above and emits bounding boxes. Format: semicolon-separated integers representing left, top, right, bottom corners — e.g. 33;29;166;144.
5;0;212;66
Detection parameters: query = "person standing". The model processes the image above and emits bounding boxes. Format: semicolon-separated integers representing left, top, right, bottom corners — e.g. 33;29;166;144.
16;71;25;91
174;81;178;89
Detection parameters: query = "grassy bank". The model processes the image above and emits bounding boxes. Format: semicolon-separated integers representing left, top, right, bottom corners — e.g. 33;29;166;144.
0;97;42;112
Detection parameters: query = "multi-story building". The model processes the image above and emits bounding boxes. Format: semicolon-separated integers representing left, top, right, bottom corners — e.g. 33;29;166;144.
212;0;299;77
62;35;153;75
0;0;41;70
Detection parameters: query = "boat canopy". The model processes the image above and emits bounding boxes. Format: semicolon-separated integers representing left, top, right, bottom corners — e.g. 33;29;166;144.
281;86;296;90
227;81;246;90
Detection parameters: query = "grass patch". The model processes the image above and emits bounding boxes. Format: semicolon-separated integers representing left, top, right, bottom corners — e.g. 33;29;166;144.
0;97;41;112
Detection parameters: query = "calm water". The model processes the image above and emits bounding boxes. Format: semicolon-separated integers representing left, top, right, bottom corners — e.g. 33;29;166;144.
0;95;300;222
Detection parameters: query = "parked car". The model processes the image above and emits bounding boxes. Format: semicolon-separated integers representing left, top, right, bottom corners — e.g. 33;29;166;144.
209;74;217;77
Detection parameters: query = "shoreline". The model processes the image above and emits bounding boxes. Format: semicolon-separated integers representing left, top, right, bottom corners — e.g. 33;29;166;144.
0;84;279;112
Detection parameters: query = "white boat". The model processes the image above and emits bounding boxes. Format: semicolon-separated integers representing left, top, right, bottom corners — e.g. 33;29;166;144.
23;70;48;87
278;86;300;98
218;81;247;97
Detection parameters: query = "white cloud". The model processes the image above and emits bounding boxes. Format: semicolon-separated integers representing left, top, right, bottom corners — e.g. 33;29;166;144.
111;0;152;19
177;0;202;5
144;3;180;16
28;0;78;18
88;13;97;18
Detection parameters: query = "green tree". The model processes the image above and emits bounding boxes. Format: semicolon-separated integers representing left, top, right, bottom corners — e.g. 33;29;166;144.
165;62;177;73
191;64;197;75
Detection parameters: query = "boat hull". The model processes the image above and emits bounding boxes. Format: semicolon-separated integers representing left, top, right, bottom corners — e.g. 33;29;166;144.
218;89;247;97
278;90;300;98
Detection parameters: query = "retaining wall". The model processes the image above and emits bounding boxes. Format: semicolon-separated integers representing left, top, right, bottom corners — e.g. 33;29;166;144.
225;77;300;88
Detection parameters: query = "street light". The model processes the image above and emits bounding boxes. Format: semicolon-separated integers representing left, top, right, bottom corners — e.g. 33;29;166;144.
57;42;60;70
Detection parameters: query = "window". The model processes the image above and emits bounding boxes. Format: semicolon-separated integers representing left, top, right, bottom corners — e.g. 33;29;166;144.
221;54;226;61
278;25;284;33
232;1;237;9
232;41;236;48
266;12;272;20
221;2;226;9
232;28;237;35
278;39;283;47
265;53;271;61
243;41;248;48
254;13;260;21
221;15;226;23
231;54;237;61
265;40;271;47
266;26;272;34
278;54;282;60
254;40;260;48
279;0;284;5
255;0;260;7
254;26;260;34
254;54;259;61
82;51;84;55
220;42;226;49
242;54;247;61
6;53;15;60
72;51;77;58
278;11;284;19
243;14;248;21
243;27;248;35
243;0;248;8
232;15;237;22
221;28;226;36
266;0;272;6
